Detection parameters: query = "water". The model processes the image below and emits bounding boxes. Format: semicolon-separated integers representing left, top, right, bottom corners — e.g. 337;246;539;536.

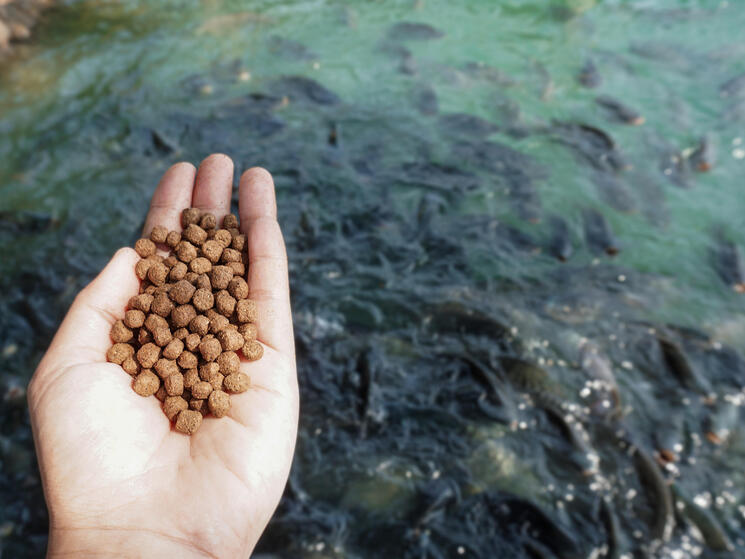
1;0;745;557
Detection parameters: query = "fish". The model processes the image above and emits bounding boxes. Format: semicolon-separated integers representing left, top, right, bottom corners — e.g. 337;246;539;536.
703;401;741;445
578;338;621;416
411;84;438;115
577;59;601;88
582;208;620;255
387;21;445;41
548;216;573;262
631;444;675;544
711;235;745;293
599;498;627;559
719;72;745;98
438;113;498;138
552;122;628;172
657;336;711;394
596;95;644;125
688;134;715;172
269;75;341;105
267;36;317;61
196;11;270;35
591;172;636;213
671;484;734;552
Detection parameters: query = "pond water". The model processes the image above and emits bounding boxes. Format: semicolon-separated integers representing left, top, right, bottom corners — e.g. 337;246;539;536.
1;0;745;557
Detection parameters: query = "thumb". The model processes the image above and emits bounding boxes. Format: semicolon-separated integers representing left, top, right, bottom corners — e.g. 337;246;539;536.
37;247;140;374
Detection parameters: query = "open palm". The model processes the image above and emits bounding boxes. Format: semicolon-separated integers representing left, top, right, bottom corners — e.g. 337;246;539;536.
28;155;298;558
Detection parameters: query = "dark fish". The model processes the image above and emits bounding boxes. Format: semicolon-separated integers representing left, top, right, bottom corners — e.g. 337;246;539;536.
327;122;339;147
689;134;715;172
596;95;644;126
0;211;56;235
411;84;438;115
387;21;444;41
592;172;636;213
671;484;734;552
719;72;745;98
438;113;498;138
577;59;601;88
632;445;675;544
657;337;711;394
599;498;627;559
659;149;692;188
399;161;480;193
712;236;745;293
150;129;178;154
582;208;620;255
553;122;628;172
267;35;317;60
548;215;573;261
269;76;340;105
427;301;509;339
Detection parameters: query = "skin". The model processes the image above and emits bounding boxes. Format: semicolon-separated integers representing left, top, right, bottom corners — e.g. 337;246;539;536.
27;154;298;558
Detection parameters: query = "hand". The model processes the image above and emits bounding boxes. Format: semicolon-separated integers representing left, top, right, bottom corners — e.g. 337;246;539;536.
28;155;298;558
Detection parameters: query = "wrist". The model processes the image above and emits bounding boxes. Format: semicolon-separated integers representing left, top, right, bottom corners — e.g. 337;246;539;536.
49;526;214;558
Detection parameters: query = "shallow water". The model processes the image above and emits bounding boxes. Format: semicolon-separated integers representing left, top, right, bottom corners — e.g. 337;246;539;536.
1;1;745;557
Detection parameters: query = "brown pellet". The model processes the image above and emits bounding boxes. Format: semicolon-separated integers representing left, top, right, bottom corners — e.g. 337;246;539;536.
166;230;181;248
162;338;184;360
196;273;211;291
207;371;224;392
171;304;197;328
135;258;153;280
217;328;244;352
215;290;236;317
138;328;153;345
223;372;250;394
217;350;241;375
199;337;222;362
169;279;196;305
124;309;145;329
182;208;202;228
189;398;208;415
238;322;258;342
231;234;246;251
176;240;198;263
154;358;179;379
185;271;199;284
201;239;223;263
189;257;212;275
210;265;233;290
242;340;264;362
164;373;184;396
163;255;178;269
185;333;201;352
107;343;134;365
177;350;198;370
147;261;168;286
235;299;258;323
192;381;213;399
122;356;139;376
213;229;232;248
152;326;173;347
169;261;188;281
200;213;217;230
221;248;242;263
163;396;188;421
133;370;160;397
150;225;168;244
223;214;239;229
145;313;168;332
128;293;154;313
135;238;157;258
189;314;210;336
192;288;214;311
155;384;168;402
227;277;249;300
183;223;208;246
111;320;133;343
227;261;246;277
183;368;200;389
199;362;220;382
173;327;189;340
136;343;160;369
208;390;231;418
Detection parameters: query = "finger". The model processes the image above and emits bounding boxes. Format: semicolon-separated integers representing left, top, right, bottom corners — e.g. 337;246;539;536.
38;248;141;374
238;167;294;356
192;153;234;222
142;162;196;236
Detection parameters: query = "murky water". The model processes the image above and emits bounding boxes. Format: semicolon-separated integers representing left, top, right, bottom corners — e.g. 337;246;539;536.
2;1;745;557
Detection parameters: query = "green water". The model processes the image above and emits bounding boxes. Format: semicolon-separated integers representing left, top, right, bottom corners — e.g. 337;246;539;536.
2;0;745;557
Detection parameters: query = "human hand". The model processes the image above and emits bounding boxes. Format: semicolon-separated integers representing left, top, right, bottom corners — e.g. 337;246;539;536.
28;154;298;558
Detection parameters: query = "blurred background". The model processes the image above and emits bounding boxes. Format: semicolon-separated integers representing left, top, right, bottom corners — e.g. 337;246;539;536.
1;0;745;557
